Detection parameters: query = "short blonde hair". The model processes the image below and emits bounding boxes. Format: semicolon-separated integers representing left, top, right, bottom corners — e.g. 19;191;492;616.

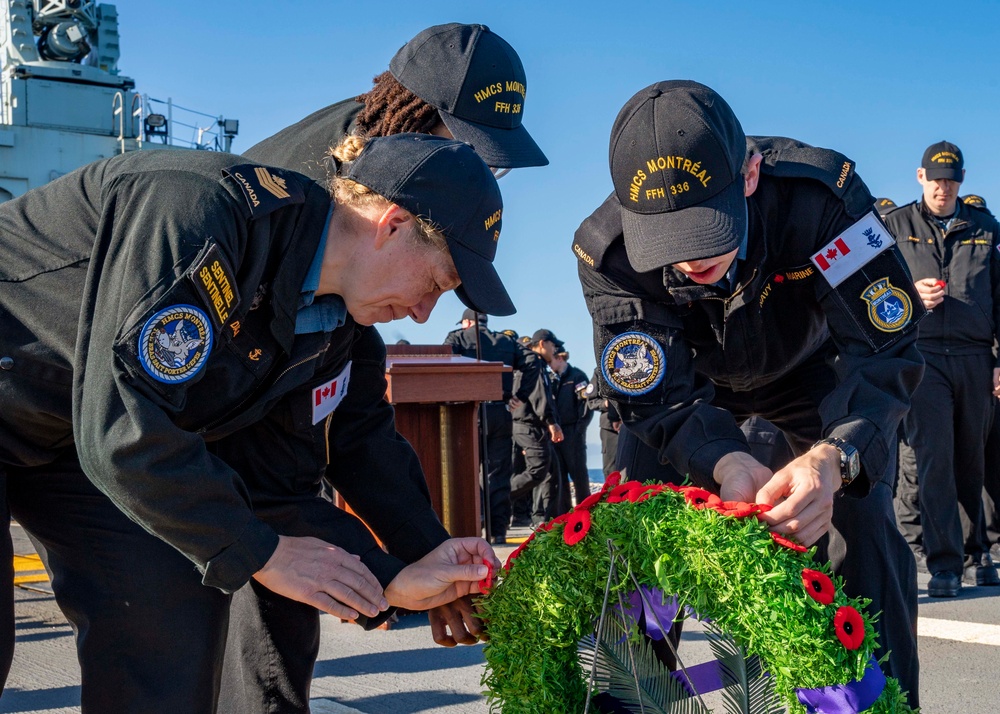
329;136;447;252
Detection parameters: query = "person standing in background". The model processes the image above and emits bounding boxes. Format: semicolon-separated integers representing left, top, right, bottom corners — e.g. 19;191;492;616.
548;348;593;510
884;142;1000;597
444;310;542;545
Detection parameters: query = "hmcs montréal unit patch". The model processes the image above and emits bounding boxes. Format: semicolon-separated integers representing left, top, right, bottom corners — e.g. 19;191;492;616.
861;278;912;333
601;331;666;396
138;304;213;383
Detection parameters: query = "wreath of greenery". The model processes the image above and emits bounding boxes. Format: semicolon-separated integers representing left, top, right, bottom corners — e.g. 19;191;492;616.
479;474;915;714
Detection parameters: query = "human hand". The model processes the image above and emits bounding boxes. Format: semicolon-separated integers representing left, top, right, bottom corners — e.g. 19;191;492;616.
914;278;945;310
755;444;841;546
508;396;523;410
992;367;1000;397
549;424;564;443
384;538;500;612
713;451;773;503
253;535;388;621
611;420;621;433
427;595;486;647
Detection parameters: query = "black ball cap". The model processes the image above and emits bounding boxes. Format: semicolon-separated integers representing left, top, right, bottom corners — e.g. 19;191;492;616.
874;197;897;217
530;328;564;350
390;23;548;169
344;134;514;316
610;81;748;272
921;141;964;182
458;308;488;324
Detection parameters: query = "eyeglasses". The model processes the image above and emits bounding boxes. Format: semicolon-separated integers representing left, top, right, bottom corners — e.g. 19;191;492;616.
491;167;512;180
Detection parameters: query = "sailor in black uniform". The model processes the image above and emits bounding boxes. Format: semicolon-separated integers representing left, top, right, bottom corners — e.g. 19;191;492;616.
0;134;506;712
573;81;923;706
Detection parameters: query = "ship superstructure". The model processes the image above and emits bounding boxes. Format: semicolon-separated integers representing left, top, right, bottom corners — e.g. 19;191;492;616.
1;0;238;202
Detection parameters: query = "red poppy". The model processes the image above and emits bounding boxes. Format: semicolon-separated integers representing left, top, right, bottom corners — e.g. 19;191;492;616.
538;513;570;532
628;484;666;503
682;487;722;510
802;568;836;605
712;501;759;518
771;532;808;552
503;532;535;570
563;509;592;546
575;491;604;511
479;559;495;594
666;483;685;493
834;605;865;650
755;503;775;521
606;481;643;503
604;471;623;489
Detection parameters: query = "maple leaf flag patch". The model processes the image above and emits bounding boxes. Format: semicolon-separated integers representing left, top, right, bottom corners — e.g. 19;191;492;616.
312;362;352;424
810;212;895;288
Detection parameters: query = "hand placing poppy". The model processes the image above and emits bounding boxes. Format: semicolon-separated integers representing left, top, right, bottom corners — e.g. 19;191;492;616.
834;605;866;650
712;500;759;518
801;568;835;605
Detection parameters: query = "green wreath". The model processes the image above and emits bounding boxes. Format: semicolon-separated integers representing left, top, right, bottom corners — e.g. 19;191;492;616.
479;474;915;713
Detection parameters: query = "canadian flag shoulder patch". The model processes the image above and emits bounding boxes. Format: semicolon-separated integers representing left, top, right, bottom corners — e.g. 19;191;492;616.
810;212;895;288
312;361;352;425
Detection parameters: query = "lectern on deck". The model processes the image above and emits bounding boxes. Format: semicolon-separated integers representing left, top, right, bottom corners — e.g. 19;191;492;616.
337;344;509;538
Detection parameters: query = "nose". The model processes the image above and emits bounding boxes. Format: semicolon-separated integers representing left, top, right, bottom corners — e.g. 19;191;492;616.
409;291;442;324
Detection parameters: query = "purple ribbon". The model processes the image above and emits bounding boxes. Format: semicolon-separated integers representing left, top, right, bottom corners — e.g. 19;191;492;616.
621;585;680;641
618;586;886;710
795;656;886;714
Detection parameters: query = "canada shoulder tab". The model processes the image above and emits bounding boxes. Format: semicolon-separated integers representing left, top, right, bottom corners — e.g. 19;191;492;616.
222;163;306;218
747;136;872;218
573;192;623;271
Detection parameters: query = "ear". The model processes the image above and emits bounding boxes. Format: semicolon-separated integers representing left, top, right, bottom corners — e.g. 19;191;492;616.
743;153;763;197
373;204;413;251
916;167;926;183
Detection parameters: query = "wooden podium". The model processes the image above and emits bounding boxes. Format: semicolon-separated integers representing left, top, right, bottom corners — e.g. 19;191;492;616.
380;344;509;537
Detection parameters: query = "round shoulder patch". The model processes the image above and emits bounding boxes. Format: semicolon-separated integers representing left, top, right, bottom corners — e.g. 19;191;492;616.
601;331;666;396
138;305;213;384
860;278;912;333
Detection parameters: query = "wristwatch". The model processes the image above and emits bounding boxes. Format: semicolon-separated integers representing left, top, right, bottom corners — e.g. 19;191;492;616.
814;437;860;488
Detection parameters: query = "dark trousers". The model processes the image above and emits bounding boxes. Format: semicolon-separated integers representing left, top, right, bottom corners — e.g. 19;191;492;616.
615;351;919;707
904;352;993;575
479;403;514;538
894;427;923;552
600;417;619;478
984;399;1000;547
0;449;349;714
554;422;590;509
510;421;556;525
2;451;232;713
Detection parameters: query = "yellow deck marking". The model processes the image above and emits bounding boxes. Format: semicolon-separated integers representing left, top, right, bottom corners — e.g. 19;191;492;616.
13;554;49;585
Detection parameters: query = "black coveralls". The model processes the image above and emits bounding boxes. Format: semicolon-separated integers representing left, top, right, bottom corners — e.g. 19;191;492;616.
886;199;1000;577
444;325;542;537
550;362;592;508
0;151;449;712
573;137;924;706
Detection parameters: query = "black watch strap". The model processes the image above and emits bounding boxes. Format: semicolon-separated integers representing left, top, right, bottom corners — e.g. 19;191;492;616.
813;437;860;487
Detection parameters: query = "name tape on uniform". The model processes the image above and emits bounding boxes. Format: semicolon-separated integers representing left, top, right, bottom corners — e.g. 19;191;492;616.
312;361;351;425
810;212;894;288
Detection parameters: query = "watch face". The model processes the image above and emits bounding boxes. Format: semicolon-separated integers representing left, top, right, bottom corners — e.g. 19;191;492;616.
847;451;861;479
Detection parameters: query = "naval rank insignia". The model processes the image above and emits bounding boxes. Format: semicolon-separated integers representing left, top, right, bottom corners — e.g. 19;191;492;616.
138;305;213;383
601;331;665;396
861;278;912;333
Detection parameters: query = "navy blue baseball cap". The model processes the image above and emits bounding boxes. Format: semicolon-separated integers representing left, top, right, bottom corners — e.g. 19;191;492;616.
389;23;548;169
344;133;514;316
921;141;964;182
610;81;747;271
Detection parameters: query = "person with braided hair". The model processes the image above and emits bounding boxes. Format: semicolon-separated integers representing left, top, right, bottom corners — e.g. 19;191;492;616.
245;23;548;181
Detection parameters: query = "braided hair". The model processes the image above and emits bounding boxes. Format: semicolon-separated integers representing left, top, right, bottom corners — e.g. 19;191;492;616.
354;71;442;137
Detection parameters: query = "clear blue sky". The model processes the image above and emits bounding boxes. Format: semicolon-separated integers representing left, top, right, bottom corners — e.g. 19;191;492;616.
119;0;1000;467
